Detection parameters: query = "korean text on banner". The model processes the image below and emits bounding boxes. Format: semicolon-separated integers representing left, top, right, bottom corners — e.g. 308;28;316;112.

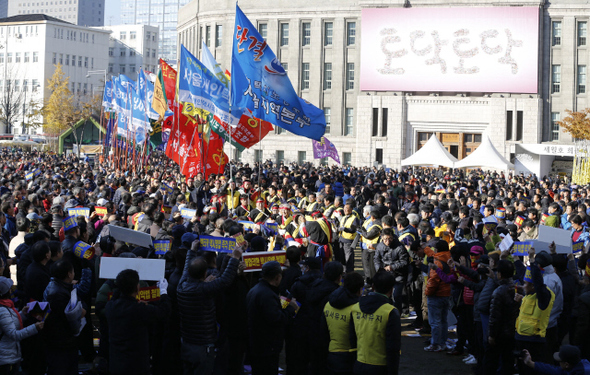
231;4;326;141
199;235;236;253
67;208;90;218
242;251;287;272
512;241;533;256
153;240;172;255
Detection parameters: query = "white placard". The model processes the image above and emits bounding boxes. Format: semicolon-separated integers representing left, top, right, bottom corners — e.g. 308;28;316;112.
108;224;153;248
535;225;572;254
498;235;514;252
99;257;165;281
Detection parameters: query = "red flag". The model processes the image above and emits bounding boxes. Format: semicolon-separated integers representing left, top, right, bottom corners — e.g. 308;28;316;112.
159;59;177;108
182;132;227;179
166;103;198;166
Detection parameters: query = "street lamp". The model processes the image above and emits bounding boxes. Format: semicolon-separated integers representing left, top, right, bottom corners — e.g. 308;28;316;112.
86;69;107;89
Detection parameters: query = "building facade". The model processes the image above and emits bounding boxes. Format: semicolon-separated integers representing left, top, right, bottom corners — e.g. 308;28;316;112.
97;24;159;80
177;0;585;173
120;0;190;62
0;15;110;134
8;0;105;26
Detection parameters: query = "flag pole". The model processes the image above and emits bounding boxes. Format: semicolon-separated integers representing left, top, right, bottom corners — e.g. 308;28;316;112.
258;118;262;188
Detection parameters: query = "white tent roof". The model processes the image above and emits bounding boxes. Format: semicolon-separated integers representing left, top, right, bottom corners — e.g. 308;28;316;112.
454;135;514;170
401;135;458;168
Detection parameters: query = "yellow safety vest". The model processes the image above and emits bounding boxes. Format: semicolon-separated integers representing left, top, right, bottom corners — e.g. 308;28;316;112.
361;219;381;245
279;215;293;230
226;190;240;210
516;287;555;338
341;215;358;241
324;301;355;352
298;197;308;209
351;301;395;366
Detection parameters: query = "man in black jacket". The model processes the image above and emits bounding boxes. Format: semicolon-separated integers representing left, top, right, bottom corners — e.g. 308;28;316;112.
105;269;171;375
176;239;242;375
24;241;51;302
247;261;298;375
485;260;519;375
374;228;409;311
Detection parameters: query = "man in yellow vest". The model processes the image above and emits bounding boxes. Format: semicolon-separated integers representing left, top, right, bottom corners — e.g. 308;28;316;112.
339;204;360;273
360;210;382;283
321;272;364;375
515;263;555;375
349;271;401;375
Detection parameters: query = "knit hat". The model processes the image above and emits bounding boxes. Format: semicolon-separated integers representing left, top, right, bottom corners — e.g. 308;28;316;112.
0;276;13;296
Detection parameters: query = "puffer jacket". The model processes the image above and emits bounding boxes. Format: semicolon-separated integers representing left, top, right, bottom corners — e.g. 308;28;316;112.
476;277;499;318
488;278;519;340
176;249;238;345
374;240;410;283
424;247;451;297
542;265;563;329
0;303;38;365
51;213;64;235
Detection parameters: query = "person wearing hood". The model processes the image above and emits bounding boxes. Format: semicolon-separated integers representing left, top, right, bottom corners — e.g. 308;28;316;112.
321;272;364;375
349;270;401;375
374;228;409;311
535;251;564;358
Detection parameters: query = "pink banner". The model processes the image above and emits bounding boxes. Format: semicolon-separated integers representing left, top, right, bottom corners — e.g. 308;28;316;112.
312;136;340;164
360;7;539;93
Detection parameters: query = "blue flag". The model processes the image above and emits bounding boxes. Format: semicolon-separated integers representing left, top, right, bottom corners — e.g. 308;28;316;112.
138;70;160;121
231;4;326;141
102;80;113;111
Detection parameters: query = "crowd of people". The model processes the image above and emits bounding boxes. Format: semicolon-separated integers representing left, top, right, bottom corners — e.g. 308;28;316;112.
0;148;588;375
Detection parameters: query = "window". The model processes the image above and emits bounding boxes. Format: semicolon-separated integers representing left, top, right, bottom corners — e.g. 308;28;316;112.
579;21;587;46
552;65;561;93
130;64;136;73
84;57;88;67
579;65;587;94
108;63;113;73
302;22;311;46
298;151;306;164
14;80;20;92
255;149;263;162
345;108;354;136
205;25;211;46
280;23;289;46
215;25;222;47
376;148;383;164
109;47;113;56
346;63;355;90
301;62;310;90
120;49;126;57
506;110;513;140
57;53;61;64
551;112;560;141
324;22;333;46
130;50;136;56
552;21;561;46
372;108;379;136
323;62;332;90
516;111;523;141
23;80;28;92
276;150;284;163
65;54;69;65
146;31;150;40
324;107;331;134
120;31;126;39
24;52;29;63
258;23;267;40
72;55;76;66
343;152;351;166
120;64;126;73
281;62;288;74
83;83;87;95
382;108;388;136
130;31;136;39
347;22;356;46
15;53;20;63
152;49;156;58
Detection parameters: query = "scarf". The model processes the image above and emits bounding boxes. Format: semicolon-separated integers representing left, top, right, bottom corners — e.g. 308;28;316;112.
0;299;22;329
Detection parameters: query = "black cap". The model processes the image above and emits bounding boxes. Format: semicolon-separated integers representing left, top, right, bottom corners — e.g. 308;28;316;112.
536;251;553;268
261;261;282;278
553;345;581;366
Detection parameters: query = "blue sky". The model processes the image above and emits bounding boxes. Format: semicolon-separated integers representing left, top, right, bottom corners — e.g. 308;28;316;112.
104;0;121;25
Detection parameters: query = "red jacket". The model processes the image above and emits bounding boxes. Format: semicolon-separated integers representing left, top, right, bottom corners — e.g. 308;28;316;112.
424;247;452;297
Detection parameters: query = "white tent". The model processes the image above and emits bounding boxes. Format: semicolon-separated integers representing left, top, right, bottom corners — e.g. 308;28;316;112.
454;135;514;170
401;135;458;168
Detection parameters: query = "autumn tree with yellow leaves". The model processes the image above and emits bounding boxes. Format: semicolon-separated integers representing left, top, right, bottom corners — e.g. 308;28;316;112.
558;109;590;183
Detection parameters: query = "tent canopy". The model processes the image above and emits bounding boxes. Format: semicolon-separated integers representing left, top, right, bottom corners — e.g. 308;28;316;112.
401;135;458;168
454;135;514;170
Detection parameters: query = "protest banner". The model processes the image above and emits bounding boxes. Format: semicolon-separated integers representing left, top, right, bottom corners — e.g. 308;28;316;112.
73;241;95;260
67;207;90;218
238;220;257;231
108;224;154;248
180;208;197;220
512;241;533;256
232;233;247;248
108;285;161;302
153;240;172;255
537;225;572;254
199;235;236;253
242;250;286;272
161;183;174;195
95;206;108;216
573;240;584;254
25;169;41;180
99;257;165;281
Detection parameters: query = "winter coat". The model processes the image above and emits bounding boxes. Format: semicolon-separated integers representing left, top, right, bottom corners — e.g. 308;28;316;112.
176;249;239;345
542;265;563;329
0;303;38;365
488;278;519;340
42;279;81;351
573;285;590;347
374;240;410;283
24;262;50;302
424;248;451;297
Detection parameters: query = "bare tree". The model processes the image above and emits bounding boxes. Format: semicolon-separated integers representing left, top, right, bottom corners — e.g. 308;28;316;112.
0;74;26;134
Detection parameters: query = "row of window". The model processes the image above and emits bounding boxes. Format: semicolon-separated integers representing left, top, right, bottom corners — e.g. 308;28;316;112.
0;52;39;63
108;63;157;74
202;25;223;48
20;1;82;5
551;64;587;94
52;53;94;69
320;62;355;91
109;47;156;58
120;31;156;41
254;150;352;165
552;20;587;47
0;80;40;92
69;82;93;95
53;28;94;43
